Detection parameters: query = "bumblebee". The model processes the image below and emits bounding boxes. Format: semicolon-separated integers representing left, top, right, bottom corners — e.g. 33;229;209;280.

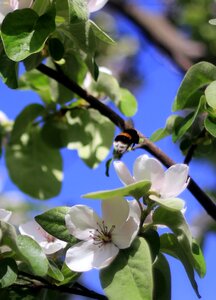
113;129;139;154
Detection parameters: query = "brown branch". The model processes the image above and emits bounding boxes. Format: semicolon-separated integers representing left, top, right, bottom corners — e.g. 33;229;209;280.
108;1;205;72
37;63;216;221
36;64;125;130
17;272;107;299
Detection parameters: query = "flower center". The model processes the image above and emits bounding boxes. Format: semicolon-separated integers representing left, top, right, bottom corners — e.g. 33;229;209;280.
89;221;116;247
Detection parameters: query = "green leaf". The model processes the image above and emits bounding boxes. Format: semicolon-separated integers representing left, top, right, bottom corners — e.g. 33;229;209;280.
160;233;201;298
91;71;120;101
172;96;203;142
173;61;216;111
150;128;170;142
70;109;115;168
153;254;171;300
150;115;181;142
153;206;192;248
16;235;49;277
69;21;96;54
0;258;18;288
69;0;88;23
57;263;80;286
35;207;76;244
55;0;70;23
118;88;138;117
23;52;44;71
1;8;55;61
47;260;64;282
10;103;45;144
19;70;55;104
150;195;185;211
0;221;18;250
32;0;51;16
204;116;216;137
83;180;151;200
48;38;64;61
0;41;18;89
41;108;91;149
140;229;160;262
205;80;216;109
100;237;153;300
90;20;115;45
6;129;62;199
191;239;206;278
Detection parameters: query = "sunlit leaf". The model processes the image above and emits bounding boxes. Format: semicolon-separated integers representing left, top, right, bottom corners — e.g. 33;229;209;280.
83;180;151;200
150;195;185;211
118;88;138;117
90;20;115;44
100;238;153;300
173;62;216;111
160;233;201;299
205;80;216;109
1;8;55;61
47;260;64;282
17;235;49;276
10;103;45;144
69;109;115;168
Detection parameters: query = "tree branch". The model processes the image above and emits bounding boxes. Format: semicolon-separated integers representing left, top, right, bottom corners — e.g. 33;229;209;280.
17;272;107;299
37;63;216;221
36;64;125;130
108;1;205;72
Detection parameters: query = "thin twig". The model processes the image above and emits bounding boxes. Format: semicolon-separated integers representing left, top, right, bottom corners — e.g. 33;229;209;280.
37;63;216;221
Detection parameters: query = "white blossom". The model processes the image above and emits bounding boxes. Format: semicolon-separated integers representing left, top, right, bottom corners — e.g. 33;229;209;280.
19;220;67;255
114;154;189;201
0;208;12;222
0;0;33;23
87;0;108;13
65;197;140;272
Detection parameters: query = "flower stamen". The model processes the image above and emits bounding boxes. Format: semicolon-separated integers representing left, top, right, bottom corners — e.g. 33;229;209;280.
89;221;116;247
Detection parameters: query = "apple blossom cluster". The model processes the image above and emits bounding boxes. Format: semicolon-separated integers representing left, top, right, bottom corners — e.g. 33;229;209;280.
0;154;190;273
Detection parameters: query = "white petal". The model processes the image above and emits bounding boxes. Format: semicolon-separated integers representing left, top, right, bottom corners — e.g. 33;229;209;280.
40;240;67;255
128;200;141;225
18;0;33;9
65;240;96;272
65;239;118;271
160;164;189;198
102;197;129;229
19;220;46;243
133;154;164;192
0;209;12;222
87;0;108;13
112;216;139;249
113;160;134;185
92;242;119;269
65;205;100;240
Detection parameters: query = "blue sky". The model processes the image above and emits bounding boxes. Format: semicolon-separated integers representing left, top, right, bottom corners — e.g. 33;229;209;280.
0;1;216;299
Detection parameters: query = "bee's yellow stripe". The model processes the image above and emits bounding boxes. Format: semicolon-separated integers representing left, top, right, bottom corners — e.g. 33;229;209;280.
119;132;132;139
